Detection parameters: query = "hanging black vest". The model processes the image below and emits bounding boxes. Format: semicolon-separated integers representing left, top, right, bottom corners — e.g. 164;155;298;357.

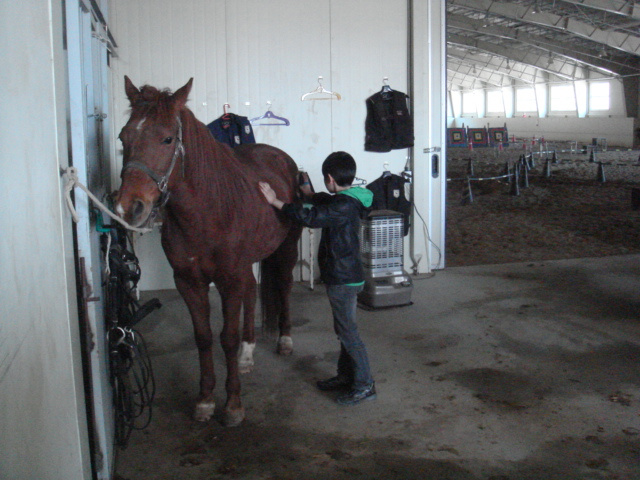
364;90;414;152
366;173;412;236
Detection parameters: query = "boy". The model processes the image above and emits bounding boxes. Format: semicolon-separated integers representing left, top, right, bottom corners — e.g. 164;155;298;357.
258;151;376;405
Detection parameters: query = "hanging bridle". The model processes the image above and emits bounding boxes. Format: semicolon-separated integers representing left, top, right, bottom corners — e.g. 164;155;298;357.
120;116;185;210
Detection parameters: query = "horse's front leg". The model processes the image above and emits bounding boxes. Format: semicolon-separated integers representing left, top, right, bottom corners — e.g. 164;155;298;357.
218;278;248;427
238;270;257;374
174;275;216;422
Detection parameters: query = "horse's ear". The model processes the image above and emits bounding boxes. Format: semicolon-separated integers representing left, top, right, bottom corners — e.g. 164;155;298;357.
173;78;193;107
124;75;142;106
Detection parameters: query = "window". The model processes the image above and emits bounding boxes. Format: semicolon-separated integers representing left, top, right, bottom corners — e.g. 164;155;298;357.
486;90;504;114
550;84;576;112
516;87;537;112
462;90;477;115
590;81;610;111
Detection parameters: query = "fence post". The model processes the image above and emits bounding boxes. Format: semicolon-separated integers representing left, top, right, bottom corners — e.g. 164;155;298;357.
511;163;520;196
597;162;606;183
461;177;474;205
521;160;529;188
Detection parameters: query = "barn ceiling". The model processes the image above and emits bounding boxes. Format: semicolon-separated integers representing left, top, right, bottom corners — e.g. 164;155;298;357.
447;0;640;90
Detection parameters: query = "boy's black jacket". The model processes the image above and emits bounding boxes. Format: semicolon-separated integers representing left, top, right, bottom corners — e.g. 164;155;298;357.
281;192;370;285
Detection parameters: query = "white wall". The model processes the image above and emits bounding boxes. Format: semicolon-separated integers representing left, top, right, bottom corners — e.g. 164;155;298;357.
453;116;635;148
109;0;445;290
110;0;409;184
450;78;635;147
0;1;91;478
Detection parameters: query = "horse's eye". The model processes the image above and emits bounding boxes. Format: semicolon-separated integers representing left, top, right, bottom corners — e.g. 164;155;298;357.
162;137;173;144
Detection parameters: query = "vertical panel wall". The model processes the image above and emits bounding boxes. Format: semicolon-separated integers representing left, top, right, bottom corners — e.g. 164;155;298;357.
66;0;117;475
330;0;409;179
109;0;445;289
412;0;447;272
0;0;92;478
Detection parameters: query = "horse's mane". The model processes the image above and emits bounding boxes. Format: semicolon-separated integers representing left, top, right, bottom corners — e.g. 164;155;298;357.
131;86;258;225
135;85;174;113
178;106;257;224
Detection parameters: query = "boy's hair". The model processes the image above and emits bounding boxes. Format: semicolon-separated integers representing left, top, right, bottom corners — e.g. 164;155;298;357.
322;151;356;187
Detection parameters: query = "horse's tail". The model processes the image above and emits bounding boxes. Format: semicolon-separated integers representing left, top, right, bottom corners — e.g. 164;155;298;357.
260;224;301;336
260;255;282;335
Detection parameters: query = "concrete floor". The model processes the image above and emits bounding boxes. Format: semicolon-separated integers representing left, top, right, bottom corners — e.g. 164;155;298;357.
115;255;640;480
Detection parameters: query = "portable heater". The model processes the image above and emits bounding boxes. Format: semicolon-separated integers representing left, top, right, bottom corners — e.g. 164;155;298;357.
358;210;413;308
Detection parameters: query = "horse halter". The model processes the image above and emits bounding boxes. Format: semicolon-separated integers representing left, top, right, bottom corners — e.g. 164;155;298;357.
120;116;185;209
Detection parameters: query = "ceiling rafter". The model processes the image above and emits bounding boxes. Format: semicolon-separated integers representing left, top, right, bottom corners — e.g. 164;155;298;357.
448;32;580;82
448;0;640;55
447;47;540;84
558;0;640;20
447;70;486;89
447;58;512;87
448;13;632;76
446;0;640;91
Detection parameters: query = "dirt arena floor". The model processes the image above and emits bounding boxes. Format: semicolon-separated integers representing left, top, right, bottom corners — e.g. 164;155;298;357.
113;141;640;480
446;142;640;267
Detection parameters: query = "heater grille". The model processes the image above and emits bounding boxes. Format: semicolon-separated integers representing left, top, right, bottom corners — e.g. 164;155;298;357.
360;212;404;272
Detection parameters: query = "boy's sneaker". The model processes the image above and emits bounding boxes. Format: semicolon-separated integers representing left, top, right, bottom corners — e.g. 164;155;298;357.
336;383;377;405
316;376;351;391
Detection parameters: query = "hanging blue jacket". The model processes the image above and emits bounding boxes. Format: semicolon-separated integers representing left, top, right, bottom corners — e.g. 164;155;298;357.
207;113;256;147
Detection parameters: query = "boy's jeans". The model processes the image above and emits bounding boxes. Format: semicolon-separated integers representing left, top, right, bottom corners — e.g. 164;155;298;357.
326;284;374;390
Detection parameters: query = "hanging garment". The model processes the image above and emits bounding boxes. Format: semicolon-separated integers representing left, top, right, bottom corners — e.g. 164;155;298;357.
366;173;412;236
207;113;256;147
364;90;414;152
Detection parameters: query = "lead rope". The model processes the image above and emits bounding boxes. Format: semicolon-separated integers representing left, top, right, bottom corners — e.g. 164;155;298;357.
63;167;158;447
63;166;153;235
63;166;152;278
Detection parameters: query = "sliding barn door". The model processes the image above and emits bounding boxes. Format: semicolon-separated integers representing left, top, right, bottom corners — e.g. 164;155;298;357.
66;0;115;477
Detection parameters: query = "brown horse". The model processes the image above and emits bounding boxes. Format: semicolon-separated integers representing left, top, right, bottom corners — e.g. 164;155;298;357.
115;76;302;426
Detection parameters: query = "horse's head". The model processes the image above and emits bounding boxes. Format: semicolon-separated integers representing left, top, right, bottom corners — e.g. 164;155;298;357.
115;76;193;227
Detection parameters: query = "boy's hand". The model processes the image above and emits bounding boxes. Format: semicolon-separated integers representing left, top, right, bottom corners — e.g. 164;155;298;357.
259;182;276;204
259;182;285;210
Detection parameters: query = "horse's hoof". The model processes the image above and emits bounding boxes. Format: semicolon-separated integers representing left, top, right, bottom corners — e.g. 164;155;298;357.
238;341;255;374
222;407;245;427
239;363;253;374
194;402;215;422
277;335;293;356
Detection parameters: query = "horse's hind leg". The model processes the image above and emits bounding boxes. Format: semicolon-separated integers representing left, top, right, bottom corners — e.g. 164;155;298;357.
239;269;257;374
274;226;302;355
174;275;216;422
